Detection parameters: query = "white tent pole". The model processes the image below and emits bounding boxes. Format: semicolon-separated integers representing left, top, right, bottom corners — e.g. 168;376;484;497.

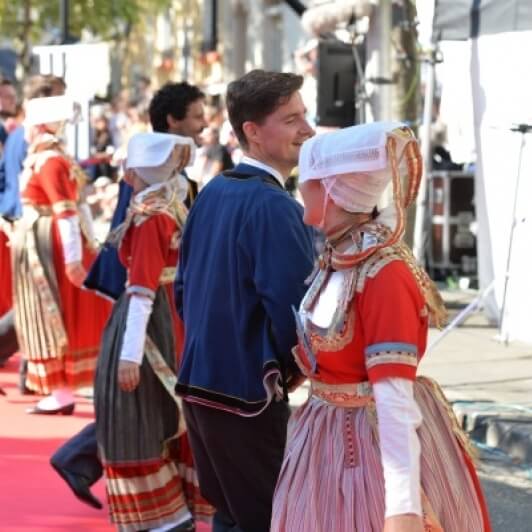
413;43;435;262
427;280;495;353
498;127;528;344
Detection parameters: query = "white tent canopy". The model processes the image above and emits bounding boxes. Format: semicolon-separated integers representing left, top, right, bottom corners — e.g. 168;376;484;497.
432;0;532;343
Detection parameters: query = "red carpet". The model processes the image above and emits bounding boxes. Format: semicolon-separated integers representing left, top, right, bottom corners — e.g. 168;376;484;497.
0;354;210;531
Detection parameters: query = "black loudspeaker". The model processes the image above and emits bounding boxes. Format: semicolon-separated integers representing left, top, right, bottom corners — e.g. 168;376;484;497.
316;39;356;128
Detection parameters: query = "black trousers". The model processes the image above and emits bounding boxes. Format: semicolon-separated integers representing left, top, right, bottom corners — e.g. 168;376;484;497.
183;400;291;532
50;422;103;485
0;310;18;366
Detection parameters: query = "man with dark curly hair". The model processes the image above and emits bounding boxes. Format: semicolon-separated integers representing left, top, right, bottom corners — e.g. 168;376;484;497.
148;81;206;146
149;82;207;206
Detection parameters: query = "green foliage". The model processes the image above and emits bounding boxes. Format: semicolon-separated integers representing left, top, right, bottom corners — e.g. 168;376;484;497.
0;0;173;44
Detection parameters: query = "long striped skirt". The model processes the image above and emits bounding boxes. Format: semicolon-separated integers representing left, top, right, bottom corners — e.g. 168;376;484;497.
11;211;110;394
271;376;491;532
95;288;213;531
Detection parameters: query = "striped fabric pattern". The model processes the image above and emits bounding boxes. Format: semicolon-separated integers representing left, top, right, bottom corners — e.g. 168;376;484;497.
26;346;97;394
95;289;215;529
271;377;486;532
104;435;213;530
12;214;68;364
365;342;418;370
105;459;191;531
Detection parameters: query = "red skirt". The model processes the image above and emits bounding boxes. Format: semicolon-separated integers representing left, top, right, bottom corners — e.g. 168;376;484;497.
14;215;111;394
0;228;12;317
104;434;213;531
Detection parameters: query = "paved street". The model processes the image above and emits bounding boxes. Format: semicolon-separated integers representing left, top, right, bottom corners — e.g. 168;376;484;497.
480;463;532;532
426;294;532;531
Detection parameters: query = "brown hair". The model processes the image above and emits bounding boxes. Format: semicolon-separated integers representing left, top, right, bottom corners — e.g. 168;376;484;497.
23;74;66;100
226;70;303;149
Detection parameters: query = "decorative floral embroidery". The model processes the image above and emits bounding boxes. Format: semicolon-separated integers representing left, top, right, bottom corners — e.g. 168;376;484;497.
308;307;356;353
311;380;373;408
301;268;358;354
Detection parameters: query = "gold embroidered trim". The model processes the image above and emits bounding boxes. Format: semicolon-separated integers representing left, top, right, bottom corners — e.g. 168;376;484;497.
159;267;176;285
144;335;187;437
301;267;359;354
418;375;478;463
309;305;356;353
291;346;311;378
12;214;68;360
107;180;187;248
310;379;373;408
52;200;77;215
355;244;402;293
353;239;448;329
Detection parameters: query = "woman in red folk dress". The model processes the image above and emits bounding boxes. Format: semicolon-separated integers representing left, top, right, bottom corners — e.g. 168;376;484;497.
0;221;17;367
95;132;214;532
0;225;12;319
11;95;110;414
271;123;491;532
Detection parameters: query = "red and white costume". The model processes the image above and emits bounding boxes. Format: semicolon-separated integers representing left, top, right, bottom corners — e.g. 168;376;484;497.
93;133;213;531
11;137;110;394
271;123;491;532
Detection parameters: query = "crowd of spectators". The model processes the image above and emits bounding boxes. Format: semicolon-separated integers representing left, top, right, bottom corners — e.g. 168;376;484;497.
0;73;252;240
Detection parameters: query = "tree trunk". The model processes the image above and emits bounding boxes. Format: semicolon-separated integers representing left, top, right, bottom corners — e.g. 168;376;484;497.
19;0;33;77
392;1;419;248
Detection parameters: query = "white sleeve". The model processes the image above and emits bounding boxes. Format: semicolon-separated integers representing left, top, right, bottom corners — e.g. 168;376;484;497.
119;294;153;365
56;215;82;264
373;378;423;518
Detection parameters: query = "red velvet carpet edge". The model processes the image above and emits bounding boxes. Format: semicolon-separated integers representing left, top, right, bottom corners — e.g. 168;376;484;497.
0;354;210;531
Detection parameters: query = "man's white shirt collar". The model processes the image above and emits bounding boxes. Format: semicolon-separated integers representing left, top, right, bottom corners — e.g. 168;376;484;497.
241;156;286;186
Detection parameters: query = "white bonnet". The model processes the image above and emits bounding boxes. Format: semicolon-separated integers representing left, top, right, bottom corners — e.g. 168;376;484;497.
25;95;81;127
298;121;419;214
125;132;195;185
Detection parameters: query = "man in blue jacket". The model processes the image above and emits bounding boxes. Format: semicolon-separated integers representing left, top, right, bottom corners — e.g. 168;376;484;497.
175;70;315;532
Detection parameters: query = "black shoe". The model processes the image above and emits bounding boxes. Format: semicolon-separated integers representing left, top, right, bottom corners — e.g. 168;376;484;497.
26;403;75;415
50;461;103;510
